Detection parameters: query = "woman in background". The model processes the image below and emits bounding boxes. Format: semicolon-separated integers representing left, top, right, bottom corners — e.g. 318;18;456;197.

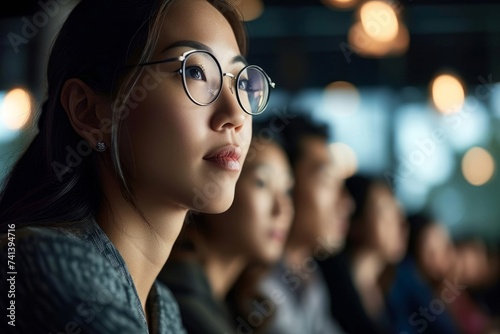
159;118;294;334
387;213;460;334
323;174;409;334
449;236;500;334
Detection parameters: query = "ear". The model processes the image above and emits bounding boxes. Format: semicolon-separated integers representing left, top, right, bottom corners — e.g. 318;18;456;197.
60;78;111;151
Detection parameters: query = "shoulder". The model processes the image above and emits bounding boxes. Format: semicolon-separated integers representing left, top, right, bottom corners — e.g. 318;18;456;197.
0;225;145;333
1;224;112;278
154;281;187;334
158;261;232;334
159;259;211;297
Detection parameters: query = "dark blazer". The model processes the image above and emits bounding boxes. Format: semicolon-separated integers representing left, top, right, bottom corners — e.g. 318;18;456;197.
318;251;392;334
159;259;235;334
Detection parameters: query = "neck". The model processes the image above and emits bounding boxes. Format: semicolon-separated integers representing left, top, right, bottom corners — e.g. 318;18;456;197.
350;248;388;321
284;243;311;268
97;169;188;316
351;248;385;287
283;243;315;284
204;250;246;300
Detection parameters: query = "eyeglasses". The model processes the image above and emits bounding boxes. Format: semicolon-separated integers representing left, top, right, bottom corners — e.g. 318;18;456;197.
134;50;275;115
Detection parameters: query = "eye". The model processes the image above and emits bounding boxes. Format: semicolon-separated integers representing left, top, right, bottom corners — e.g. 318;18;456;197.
255;178;266;188
185;66;207;81
239;79;248;91
239;79;257;92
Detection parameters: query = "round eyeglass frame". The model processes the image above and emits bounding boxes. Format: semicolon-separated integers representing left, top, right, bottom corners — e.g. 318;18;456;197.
131;49;275;115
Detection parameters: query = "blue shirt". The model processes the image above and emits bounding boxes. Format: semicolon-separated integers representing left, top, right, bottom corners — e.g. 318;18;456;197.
0;219;186;334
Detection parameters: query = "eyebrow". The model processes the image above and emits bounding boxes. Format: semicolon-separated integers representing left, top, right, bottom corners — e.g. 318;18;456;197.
162;40;213;54
162;40;247;65
231;55;248;66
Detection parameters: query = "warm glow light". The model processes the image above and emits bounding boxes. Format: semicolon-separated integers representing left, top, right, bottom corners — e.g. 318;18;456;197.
235;0;264;21
1;88;32;130
348;22;392;57
360;1;399;42
321;0;358;10
462;147;495;186
329;142;358;179
431;74;465;114
323;81;360;116
391;22;410;55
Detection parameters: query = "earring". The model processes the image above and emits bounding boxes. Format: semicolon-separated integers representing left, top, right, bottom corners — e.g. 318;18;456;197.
96;142;107;152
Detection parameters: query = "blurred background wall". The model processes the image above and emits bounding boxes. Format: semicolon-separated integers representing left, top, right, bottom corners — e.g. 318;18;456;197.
1;0;500;243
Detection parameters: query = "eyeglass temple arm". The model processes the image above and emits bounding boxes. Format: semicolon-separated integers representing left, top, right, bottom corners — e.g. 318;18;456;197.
124;56;184;69
260;70;276;88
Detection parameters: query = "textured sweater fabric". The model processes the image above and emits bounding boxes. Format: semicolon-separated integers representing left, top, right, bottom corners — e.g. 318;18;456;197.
0;219;186;334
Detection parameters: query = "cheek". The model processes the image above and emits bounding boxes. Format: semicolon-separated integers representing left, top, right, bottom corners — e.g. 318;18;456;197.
118;86;213;202
126;87;197;143
239;116;253;158
296;182;320;211
245;193;272;230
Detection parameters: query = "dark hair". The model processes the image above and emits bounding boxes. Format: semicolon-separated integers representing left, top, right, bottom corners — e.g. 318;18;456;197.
344;174;391;249
0;0;247;230
406;213;436;260
277;111;330;169
344;174;388;223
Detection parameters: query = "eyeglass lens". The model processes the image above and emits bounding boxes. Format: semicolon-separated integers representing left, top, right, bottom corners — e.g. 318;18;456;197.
182;52;269;114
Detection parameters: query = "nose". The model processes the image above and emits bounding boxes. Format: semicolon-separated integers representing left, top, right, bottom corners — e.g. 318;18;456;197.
210;73;246;132
272;192;293;218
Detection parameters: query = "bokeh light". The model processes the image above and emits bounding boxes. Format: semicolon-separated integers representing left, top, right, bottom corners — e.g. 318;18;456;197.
323;81;361;116
359;1;399;42
431;74;465;114
391;22;410;55
462;147;495;186
321;0;358;10
329;142;358;179
348;21;393;57
0;87;32;130
348;20;408;57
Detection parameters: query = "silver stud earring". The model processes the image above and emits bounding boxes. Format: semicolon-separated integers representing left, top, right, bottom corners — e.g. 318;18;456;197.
96;142;107;152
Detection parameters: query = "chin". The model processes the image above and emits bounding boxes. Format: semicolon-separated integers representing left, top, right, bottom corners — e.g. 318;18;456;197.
200;196;235;214
262;248;283;264
190;186;236;213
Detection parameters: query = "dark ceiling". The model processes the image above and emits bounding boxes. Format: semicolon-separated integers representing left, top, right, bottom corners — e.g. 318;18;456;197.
243;0;500;91
1;0;499;91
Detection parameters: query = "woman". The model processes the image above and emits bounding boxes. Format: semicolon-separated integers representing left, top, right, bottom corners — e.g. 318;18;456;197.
387;213;460;334
0;0;275;332
322;174;409;334
159;118;294;334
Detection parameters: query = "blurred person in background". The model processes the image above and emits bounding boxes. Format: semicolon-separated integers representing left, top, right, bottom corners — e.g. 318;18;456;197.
158;118;294;334
387;213;461;334
448;236;500;334
258;112;347;334
324;174;409;334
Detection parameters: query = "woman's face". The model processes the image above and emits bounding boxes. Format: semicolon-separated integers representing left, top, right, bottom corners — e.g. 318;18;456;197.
417;224;456;281
365;184;408;264
206;140;294;264
120;0;252;213
292;136;342;249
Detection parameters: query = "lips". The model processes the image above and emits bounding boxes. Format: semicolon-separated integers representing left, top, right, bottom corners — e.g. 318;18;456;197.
203;145;242;171
269;229;287;242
